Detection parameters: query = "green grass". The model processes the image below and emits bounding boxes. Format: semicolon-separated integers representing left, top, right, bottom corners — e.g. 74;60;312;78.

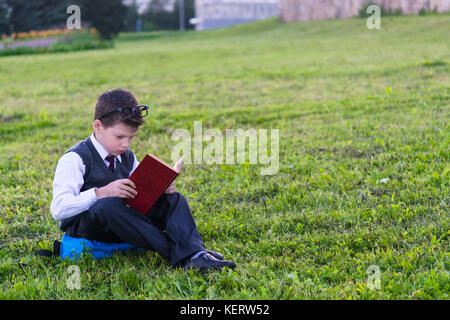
0;14;449;299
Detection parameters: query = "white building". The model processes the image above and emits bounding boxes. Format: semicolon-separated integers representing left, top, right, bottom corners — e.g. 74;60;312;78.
279;0;450;22
193;0;279;30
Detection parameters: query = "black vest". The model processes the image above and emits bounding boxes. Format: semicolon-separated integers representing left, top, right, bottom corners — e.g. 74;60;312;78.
59;135;135;231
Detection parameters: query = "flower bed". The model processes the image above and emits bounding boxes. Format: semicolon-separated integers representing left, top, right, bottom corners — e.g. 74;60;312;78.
0;28;113;57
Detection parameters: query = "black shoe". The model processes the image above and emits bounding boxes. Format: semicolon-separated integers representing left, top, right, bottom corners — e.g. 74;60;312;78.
206;250;223;260
182;253;236;272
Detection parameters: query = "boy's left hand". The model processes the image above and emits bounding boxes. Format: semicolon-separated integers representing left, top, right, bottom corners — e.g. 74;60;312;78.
164;158;183;194
164;181;176;194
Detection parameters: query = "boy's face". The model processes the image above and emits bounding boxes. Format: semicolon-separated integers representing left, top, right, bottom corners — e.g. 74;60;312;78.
93;120;138;157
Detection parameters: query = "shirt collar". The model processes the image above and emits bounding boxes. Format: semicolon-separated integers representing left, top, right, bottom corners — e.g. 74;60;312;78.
90;132;122;162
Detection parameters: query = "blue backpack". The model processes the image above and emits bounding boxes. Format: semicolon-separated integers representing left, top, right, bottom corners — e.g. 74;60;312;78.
36;234;143;261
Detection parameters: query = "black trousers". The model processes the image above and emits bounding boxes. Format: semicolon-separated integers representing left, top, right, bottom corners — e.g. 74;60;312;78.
62;192;205;266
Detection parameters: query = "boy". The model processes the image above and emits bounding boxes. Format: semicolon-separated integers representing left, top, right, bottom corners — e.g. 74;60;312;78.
50;88;236;272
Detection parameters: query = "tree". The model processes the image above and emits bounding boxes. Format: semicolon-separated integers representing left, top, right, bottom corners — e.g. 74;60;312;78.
141;0;176;30
76;0;127;40
141;0;195;31
6;0;70;33
124;0;139;32
0;0;10;35
173;0;195;31
5;0;127;40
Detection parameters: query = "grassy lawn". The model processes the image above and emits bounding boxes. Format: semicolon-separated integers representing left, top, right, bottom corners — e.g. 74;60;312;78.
0;14;448;299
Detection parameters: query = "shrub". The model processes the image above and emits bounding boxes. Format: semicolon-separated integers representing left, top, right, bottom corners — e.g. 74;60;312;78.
419;6;439;16
359;2;403;18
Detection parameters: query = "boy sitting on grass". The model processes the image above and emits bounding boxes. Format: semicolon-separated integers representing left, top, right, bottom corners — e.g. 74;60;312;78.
50;88;236;272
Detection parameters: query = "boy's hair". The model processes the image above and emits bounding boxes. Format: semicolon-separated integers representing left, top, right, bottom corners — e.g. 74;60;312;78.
94;88;145;129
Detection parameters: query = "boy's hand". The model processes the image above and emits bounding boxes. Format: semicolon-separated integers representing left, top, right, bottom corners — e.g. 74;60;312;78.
164;181;176;194
164;158;183;194
173;157;183;173
95;179;137;199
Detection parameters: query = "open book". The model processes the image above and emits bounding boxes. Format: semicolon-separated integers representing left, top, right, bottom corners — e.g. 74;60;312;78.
124;155;182;214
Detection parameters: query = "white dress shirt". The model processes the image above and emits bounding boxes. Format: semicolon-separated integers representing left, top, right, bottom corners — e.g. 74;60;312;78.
50;132;139;221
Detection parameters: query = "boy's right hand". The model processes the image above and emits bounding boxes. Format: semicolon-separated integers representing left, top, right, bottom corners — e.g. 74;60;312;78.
95;179;138;199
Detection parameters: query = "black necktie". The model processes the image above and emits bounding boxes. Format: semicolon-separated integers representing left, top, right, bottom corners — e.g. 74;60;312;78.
105;155;115;172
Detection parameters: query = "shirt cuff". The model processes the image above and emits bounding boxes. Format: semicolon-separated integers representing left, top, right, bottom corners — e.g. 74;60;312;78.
86;187;99;207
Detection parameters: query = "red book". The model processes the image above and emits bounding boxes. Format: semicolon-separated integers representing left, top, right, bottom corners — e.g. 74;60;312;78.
124;154;180;215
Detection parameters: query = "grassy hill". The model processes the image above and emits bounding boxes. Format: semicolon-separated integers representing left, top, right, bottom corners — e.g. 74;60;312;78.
0;14;448;299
